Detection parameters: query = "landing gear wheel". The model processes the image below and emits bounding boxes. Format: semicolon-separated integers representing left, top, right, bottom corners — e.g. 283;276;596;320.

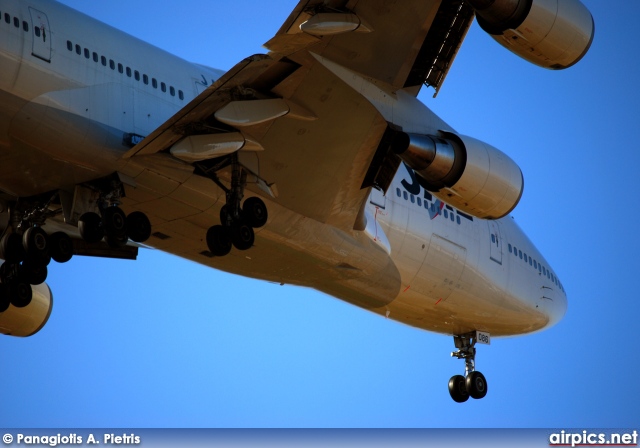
8;282;32;308
19;262;48;285
230;223;254;251
0;285;10;313
448;375;470;403
103;206;127;239
49;232;74;263
242;197;268;228
466;371;488;399
0;233;25;263
79;212;104;243
126;211;151;243
22;227;50;266
206;225;232;256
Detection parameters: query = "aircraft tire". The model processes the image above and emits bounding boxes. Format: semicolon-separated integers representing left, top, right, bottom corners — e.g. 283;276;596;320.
126;211;151;243
206;225;232;256
243;197;268;228
448;375;470;403
79;212;104;243
230;222;254;251
49;232;74;263
0;233;25;263
8;281;32;308
466;371;488;399
103;206;127;239
23;227;51;267
19;262;48;285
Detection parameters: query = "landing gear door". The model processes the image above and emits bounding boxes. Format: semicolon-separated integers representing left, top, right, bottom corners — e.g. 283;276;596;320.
369;187;386;209
488;220;502;265
29;7;51;62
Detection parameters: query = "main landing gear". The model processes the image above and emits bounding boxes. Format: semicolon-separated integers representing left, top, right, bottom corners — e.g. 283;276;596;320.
448;332;488;403
0;227;73;311
205;154;268;256
0;183;152;313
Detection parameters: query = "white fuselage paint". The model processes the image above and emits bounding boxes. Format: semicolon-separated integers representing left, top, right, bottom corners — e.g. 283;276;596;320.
0;0;567;337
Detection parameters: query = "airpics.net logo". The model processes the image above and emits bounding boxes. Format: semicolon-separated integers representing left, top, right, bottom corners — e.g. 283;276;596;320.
549;430;638;447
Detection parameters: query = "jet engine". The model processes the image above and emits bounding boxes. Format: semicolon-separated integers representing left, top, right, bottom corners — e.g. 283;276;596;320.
468;0;594;69
0;282;53;337
393;131;523;219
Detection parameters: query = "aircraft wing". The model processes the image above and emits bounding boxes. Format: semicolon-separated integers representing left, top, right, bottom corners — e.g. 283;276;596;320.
122;0;475;231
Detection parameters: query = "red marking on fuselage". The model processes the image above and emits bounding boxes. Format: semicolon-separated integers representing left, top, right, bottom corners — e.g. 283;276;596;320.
403;285;411;293
435;298;442;305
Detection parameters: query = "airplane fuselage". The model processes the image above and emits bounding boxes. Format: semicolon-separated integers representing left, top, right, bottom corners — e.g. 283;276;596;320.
0;0;567;339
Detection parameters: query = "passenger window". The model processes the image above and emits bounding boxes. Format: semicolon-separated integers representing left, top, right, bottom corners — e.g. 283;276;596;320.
444;210;448;219
134;71;140;81
508;244;512;253
518;250;522;259
101;56;107;66
109;59;115;70
5;13;10;24
75;44;81;55
143;74;149;85
13;17;19;28
457;216;461;225
529;258;533;266
417;197;421;206
152;78;158;88
410;195;415;204
542;267;547;276
126;67;132;77
450;213;454;222
34;25;40;37
118;63;124;74
84;48;90;59
161;82;167;93
178;90;184;100
396;188;401;197
533;260;537;269
491;234;496;244
93;52;98;62
67;40;72;51
403;191;408;200
23;21;28;32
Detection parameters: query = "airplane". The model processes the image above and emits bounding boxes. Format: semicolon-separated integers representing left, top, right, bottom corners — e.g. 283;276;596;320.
0;0;593;403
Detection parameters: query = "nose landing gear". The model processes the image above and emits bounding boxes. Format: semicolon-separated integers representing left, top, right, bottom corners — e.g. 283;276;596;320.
448;332;489;403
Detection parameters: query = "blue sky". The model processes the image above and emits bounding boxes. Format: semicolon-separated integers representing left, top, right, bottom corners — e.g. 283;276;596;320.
1;0;638;428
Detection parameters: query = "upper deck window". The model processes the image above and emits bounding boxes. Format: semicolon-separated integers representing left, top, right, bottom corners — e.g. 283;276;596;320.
22;21;28;32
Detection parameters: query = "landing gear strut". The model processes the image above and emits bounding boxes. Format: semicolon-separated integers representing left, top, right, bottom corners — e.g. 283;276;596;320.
205;154;268;256
448;332;489;403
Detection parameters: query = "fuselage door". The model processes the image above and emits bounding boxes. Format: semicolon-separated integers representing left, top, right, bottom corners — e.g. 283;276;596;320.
29;7;51;62
488;220;502;264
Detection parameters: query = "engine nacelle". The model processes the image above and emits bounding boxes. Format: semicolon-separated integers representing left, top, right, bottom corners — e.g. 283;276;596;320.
469;0;594;69
0;283;53;337
393;131;524;219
